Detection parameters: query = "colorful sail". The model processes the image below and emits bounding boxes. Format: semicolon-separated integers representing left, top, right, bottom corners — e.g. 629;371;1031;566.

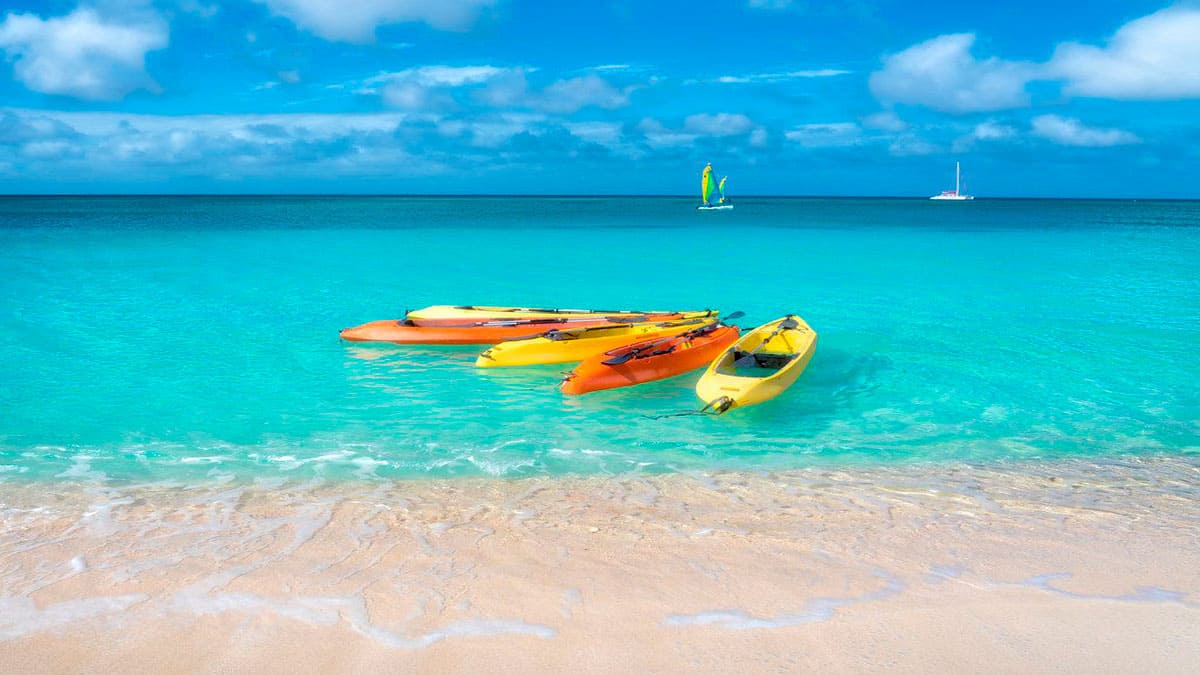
718;176;727;203
701;164;714;204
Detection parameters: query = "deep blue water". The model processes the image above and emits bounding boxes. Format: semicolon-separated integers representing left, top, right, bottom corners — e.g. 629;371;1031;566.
1;196;1197;482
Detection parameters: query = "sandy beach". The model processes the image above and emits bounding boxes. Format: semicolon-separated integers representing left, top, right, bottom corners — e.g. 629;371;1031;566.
2;455;1197;673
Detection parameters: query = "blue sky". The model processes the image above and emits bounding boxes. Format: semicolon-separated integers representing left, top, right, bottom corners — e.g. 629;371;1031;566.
1;0;1198;196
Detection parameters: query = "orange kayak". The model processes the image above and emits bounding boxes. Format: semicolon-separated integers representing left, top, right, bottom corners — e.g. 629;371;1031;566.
560;323;740;395
340;312;716;344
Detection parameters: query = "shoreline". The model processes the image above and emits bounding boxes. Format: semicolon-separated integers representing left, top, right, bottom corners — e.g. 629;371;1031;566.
3;455;1198;672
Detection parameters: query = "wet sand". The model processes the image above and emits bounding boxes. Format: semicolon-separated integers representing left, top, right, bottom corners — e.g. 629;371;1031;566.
2;456;1199;673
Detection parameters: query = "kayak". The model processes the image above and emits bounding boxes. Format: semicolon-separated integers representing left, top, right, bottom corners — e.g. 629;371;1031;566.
406;305;701;326
340;311;717;345
560;323;740;395
475;318;713;367
694;315;817;413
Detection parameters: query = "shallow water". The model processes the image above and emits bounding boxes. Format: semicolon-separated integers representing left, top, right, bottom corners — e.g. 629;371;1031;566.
1;196;1198;483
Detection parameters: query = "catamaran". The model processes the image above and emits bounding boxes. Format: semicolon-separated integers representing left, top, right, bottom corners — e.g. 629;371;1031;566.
697;163;733;210
930;161;974;200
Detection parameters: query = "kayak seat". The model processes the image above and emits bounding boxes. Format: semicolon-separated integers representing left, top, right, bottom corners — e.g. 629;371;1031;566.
745;352;796;369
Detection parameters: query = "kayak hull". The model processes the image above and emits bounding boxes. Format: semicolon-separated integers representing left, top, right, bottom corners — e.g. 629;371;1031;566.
561;325;740;395
475;319;711;367
695;315;817;412
340;318;615;344
406;305;696;326
341;311;718;345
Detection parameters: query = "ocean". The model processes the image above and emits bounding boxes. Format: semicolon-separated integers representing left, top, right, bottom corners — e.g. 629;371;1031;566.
1;196;1197;483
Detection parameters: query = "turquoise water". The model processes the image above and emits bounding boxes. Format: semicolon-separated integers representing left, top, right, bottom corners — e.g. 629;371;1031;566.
1;196;1197;483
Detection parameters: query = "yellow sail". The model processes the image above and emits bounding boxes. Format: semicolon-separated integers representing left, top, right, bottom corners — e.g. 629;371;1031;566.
718;176;727;203
701;164;713;204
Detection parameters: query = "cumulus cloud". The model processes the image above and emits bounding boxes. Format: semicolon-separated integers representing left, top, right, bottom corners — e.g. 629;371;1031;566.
951;120;1018;152
537;75;629;114
784;122;862;147
1049;5;1200;99
682;113;755;136
1031;115;1140;146
869;33;1036;113
711;69;850;84
861;110;907;132
0;8;168;100
254;0;500;42
363;67;632;115
872;7;1200;112
0;107;634;180
360;65;511;110
636;115;760;149
635;119;691;148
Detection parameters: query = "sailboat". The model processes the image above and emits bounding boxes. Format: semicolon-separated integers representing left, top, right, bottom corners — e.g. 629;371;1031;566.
697;163;734;210
930;161;974;200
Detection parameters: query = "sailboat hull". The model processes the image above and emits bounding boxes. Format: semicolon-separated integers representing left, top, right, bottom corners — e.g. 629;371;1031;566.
696;204;734;211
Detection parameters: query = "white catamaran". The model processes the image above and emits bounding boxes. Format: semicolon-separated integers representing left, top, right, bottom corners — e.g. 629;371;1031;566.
697;162;733;210
930;161;974;200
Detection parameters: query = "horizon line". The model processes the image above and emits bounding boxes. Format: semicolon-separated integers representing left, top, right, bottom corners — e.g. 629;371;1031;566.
1;193;1197;201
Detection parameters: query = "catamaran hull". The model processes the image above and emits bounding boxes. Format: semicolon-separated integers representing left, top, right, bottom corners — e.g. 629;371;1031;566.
696;205;734;211
561;325;740;395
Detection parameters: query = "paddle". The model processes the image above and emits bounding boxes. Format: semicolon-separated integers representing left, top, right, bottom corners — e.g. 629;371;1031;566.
601;312;744;365
732;316;800;369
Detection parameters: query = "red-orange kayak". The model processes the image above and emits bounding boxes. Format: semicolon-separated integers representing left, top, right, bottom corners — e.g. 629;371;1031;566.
560;323;740;394
340;312;714;345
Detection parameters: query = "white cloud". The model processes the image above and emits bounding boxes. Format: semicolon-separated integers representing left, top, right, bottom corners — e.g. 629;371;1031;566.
365;65;508;91
682;113;755;136
361;67;630;115
381;81;436;109
888;135;938;156
861;110;907;132
564;121;623;146
362;65;512;110
784;122;862;147
869;33;1036;113
872;8;1200;112
1049;6;1200;99
538;75;629;114
637;119;696;148
713;69;851;84
972;120;1017;141
1030;115;1140;146
0;8;168;101
254;0;499;42
636;115;759;148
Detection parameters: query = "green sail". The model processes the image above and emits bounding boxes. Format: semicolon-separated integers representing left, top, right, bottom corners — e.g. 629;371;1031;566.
701;165;714;203
718;176;727;202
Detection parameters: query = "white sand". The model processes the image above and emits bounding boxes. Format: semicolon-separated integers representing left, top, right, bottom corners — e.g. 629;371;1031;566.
1;456;1198;673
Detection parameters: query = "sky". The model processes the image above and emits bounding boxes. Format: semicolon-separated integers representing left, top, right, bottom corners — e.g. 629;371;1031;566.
0;0;1198;196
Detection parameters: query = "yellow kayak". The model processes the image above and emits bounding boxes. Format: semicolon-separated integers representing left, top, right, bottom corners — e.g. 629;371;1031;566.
407;305;704;325
695;315;817;413
476;317;715;368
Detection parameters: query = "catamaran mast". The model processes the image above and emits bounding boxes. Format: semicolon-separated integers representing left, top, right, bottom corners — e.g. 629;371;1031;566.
955;162;961;196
